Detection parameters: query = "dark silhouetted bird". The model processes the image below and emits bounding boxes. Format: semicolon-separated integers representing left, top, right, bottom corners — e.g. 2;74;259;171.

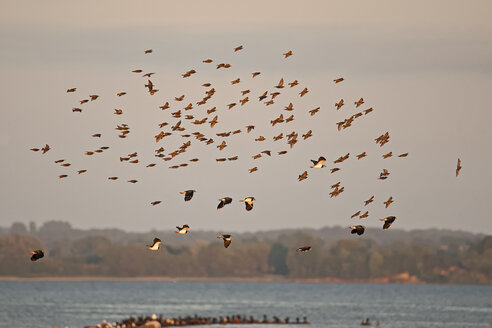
180;190;196;201
217;197;232;209
217;234;232;248
30;250;44;261
380;216;396;230
350;225;365;235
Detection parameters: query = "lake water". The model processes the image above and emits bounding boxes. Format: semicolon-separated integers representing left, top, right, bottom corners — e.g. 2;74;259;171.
0;281;491;328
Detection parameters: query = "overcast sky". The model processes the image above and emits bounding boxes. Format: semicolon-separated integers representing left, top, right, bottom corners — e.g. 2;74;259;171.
1;0;491;234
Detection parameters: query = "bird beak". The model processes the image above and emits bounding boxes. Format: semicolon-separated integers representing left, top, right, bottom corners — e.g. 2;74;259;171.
30;251;35;255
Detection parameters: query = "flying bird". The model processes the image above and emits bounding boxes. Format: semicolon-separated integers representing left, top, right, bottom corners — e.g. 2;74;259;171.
364;196;374;206
217;234;232;248
240;197;255;211
384;197;394;208
180;190;196;201
41;144;50;154
456;158;462;177
356;152;367;160
298;171;308;182
217;197;233;209
288;80;299;87
275;78;284;89
299;88;308;97
350;225;365;235
351;211;361;219
335;99;344;110
249;167;258;173
151;201;162;206
380;216;396;230
176;225;190;234
333;78;344;83
310;156;326;168
296;246;311;252
379;169;390;180
309;107;319;116
382;152;393;159
147;238;162;251
283;50;293;58
30;250;44;261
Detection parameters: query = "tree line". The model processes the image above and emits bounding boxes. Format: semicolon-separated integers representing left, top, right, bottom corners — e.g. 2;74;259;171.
0;221;490;284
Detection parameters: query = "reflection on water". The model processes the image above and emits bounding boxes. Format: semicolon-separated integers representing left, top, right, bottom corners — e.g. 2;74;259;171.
0;281;491;328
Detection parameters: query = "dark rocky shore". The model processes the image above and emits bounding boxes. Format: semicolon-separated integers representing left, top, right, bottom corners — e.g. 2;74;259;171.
84;314;309;328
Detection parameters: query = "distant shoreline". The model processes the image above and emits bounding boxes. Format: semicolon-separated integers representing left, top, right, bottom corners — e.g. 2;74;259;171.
0;274;421;283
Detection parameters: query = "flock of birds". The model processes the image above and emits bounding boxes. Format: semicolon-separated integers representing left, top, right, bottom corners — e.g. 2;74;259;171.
28;46;463;262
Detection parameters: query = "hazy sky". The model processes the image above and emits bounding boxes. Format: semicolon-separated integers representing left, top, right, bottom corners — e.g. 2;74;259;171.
1;0;491;234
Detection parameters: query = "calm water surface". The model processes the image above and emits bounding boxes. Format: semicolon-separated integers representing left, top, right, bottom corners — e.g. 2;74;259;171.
0;281;491;328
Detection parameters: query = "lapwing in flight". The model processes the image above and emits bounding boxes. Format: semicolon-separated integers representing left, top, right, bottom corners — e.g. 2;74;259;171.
176;225;190;234
380;216;396;230
147;238;162;251
310;156;326;168
180;190;196;201
30;250;44;261
350;225;365;235
240;197;255;211
217;234;232;248
217;197;233;209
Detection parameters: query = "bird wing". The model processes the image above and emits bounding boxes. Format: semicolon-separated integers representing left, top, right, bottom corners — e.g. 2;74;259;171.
224;239;231;248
